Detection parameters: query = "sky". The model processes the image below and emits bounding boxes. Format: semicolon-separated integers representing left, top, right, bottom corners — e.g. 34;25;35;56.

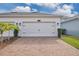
0;3;79;17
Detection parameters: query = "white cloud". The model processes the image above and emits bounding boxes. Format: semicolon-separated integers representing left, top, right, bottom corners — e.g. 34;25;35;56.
32;9;38;12
54;7;72;15
62;4;73;10
0;4;78;17
36;3;78;17
0;6;38;13
36;3;60;8
12;6;31;12
24;4;78;18
53;4;78;17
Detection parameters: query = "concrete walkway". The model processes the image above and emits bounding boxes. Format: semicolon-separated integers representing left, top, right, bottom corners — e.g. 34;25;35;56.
0;37;79;56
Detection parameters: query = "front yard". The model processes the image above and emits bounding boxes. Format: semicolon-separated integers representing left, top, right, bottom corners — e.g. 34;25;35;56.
62;35;79;49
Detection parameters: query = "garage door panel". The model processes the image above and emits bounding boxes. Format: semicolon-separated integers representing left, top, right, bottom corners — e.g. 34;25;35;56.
19;22;57;37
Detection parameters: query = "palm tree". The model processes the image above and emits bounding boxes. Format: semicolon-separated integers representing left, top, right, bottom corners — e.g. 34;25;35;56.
0;23;5;40
0;22;19;40
0;27;3;40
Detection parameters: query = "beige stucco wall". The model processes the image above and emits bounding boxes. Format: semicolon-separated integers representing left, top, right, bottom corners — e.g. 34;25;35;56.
0;17;60;28
0;17;60;37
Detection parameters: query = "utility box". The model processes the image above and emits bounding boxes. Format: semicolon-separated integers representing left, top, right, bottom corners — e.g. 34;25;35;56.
14;29;18;37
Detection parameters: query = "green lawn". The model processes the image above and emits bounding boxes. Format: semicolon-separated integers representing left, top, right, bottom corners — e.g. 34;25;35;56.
62;35;79;49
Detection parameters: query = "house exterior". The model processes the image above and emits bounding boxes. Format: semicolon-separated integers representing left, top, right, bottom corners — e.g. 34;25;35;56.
0;12;61;37
61;15;79;37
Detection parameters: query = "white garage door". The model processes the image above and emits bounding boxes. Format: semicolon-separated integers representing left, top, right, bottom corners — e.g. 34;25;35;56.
18;22;57;37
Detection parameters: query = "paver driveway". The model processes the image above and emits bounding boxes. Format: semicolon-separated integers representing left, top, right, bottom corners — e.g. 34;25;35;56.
0;37;79;56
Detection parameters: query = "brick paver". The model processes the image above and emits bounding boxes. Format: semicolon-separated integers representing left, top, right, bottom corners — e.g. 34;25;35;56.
0;37;79;56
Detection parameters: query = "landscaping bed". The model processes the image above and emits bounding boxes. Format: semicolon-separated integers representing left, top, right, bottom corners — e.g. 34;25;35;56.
62;35;79;49
0;37;17;49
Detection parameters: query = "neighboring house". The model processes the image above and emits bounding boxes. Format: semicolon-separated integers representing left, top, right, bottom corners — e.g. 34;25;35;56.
0;12;61;37
61;15;79;37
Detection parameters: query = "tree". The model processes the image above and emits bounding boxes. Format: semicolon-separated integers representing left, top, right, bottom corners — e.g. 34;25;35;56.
0;27;3;40
0;22;19;40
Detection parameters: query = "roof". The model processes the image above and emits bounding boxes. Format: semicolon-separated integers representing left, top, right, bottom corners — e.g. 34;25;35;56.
0;12;62;18
61;15;79;23
0;12;51;15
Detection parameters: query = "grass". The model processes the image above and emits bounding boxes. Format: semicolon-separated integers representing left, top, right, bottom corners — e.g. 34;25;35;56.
62;35;79;49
